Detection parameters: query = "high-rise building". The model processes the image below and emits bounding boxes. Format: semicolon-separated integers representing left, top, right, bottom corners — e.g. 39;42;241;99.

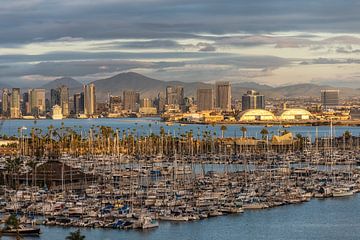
321;90;339;110
109;95;122;113
154;93;165;113
10;88;21;118
140;98;153;108
166;86;184;106
215;81;231;111
73;93;84;115
197;88;214;111
241;90;265;111
50;89;61;108
139;98;157;115
22;92;29;115
59;85;69;117
84;84;96;116
1;88;10;116
29;88;46;116
123;90;140;112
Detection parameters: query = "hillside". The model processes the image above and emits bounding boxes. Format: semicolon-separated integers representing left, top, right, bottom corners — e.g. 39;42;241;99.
37;73;360;101
42;77;82;90
91;72;210;101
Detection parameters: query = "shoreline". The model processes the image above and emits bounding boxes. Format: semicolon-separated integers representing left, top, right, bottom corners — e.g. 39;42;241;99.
174;119;360;126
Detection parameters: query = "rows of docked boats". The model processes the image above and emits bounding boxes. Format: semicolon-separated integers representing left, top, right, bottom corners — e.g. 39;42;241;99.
1;157;360;232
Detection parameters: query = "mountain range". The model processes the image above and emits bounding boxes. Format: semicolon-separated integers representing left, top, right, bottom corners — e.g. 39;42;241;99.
2;72;359;100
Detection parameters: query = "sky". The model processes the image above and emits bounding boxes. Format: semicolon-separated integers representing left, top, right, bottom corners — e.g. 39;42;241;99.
1;0;360;88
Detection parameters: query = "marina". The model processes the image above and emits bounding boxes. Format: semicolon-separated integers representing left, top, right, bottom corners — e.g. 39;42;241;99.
0;118;360;238
1;196;360;240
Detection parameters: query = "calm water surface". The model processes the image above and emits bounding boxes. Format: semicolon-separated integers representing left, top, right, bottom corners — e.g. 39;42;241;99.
3;195;360;240
2;118;360;139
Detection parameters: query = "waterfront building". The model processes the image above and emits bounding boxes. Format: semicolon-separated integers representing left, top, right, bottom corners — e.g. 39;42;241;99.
239;109;276;121
321;90;339;110
215;81;231;111
279;108;312;121
29;88;46;116
197;88;214;111
350;108;360;120
139;98;157;115
241;90;265;111
73;93;84;115
140;98;153;108
59;85;70;117
123;90;140;112
96;102;108;114
166;86;184;106
10;88;21;119
84;83;96;116
109;95;122;113
1;88;10;116
51;105;63;120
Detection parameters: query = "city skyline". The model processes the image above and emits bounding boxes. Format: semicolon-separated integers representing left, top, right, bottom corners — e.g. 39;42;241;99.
0;1;360;88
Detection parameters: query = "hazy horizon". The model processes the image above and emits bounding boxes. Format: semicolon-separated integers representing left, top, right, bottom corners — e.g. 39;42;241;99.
1;0;360;88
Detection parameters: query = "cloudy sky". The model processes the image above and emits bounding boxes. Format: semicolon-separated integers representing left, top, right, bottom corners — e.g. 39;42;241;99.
1;0;360;87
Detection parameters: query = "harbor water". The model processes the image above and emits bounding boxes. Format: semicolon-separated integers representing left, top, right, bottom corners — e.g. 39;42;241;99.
2;195;360;240
2;118;360;139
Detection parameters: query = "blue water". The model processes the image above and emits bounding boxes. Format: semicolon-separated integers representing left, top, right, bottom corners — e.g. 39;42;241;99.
3;195;360;240
1;118;360;139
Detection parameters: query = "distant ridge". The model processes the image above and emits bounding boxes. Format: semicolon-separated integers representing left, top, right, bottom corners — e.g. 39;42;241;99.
91;72;210;101
37;72;360;100
42;77;82;90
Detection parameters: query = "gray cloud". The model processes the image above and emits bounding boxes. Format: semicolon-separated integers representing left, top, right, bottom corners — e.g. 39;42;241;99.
0;51;227;64
1;0;360;45
336;47;360;54
1;0;360;87
300;58;360;65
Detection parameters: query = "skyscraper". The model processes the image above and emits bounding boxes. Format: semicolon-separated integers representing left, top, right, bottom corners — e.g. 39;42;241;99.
166;86;184;106
321;90;339;110
1;88;10;116
50;89;61;107
29;88;46;116
84;83;96;116
10;88;21;118
140;98;153;108
74;92;84;114
241;90;265;111
59;85;69;117
215;81;231;111
197;88;214;111
154;93;165;113
22;92;29;115
123;90;140;112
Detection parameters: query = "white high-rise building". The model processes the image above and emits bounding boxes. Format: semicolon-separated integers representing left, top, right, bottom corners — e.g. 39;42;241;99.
10;88;21;118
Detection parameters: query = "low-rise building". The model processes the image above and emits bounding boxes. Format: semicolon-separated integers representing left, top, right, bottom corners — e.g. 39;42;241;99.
239;109;276;121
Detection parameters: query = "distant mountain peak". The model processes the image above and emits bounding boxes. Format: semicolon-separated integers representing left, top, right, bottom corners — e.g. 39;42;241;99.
42;77;82;90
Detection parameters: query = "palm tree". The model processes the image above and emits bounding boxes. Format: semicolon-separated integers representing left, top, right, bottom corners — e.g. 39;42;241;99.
5;157;22;189
343;130;352;139
260;128;269;140
240;126;247;138
220;125;227;139
66;229;86;240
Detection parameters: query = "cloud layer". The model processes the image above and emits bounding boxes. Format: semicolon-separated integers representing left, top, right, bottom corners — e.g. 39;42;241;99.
0;0;360;88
